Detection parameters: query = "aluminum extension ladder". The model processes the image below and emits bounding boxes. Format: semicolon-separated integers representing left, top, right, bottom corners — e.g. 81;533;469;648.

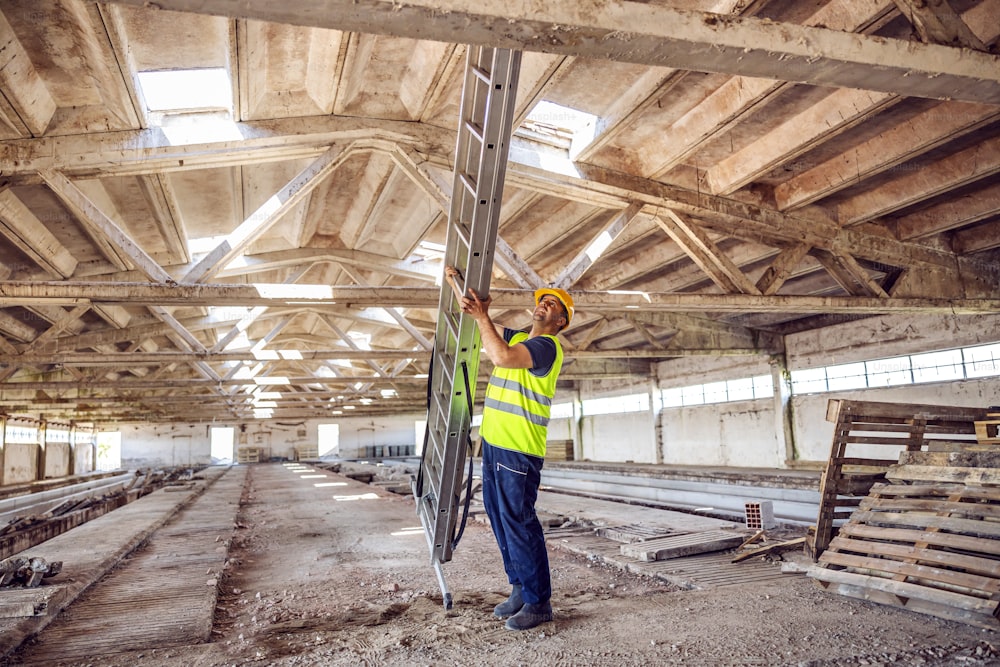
412;46;522;609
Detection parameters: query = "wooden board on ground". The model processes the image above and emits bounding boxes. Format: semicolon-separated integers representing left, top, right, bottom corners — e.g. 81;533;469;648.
0;585;69;618
596;524;686;543
620;530;745;562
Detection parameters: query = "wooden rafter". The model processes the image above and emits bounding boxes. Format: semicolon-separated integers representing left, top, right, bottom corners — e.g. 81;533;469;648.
38;170;172;281
183;143;349;283
654;209;762;295
101;0;1000;104
1;281;997;314
554;202;643;289
891;0;987;49
755;244;812;296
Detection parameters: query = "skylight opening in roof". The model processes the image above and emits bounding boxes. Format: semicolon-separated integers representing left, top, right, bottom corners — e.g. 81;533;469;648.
138;68;241;145
522;101;598;158
138;68;232;114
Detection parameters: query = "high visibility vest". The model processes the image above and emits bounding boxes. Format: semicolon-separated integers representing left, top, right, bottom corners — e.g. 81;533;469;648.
479;331;563;458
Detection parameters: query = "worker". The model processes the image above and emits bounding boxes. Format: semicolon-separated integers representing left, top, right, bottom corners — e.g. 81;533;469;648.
444;266;573;631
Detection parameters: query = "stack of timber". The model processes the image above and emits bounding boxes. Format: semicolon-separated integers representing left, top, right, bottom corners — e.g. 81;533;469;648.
545;439;574;462
809;400;988;558
808;449;1000;629
236;446;261;463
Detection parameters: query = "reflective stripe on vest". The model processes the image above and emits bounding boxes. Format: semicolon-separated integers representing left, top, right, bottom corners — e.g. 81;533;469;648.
478;331;563;458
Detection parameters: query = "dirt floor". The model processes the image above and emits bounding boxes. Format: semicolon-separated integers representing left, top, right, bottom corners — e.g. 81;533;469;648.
10;462;1000;666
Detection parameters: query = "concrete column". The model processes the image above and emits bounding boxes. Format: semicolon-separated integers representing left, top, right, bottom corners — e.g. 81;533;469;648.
37;419;47;481
571;387;583;462
770;355;796;466
650;378;663;464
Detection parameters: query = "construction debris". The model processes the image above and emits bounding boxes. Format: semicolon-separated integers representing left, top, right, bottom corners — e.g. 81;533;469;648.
732;537;807;563
620;530;746;562
0;556;62;588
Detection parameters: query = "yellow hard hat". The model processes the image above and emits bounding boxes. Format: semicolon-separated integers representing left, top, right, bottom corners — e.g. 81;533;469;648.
534;287;574;330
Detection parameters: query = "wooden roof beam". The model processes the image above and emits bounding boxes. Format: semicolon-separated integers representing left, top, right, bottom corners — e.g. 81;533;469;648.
710;0;1000;198
553;202;643;290
775;103;1000;211
183;143;350;283
654;209;762;295
3;281;998;314
101;0;1000;104
0;189;78;278
837;134;1000;226
0;11;57;136
891;0;988;50
38;170;172;281
895;181;1000;242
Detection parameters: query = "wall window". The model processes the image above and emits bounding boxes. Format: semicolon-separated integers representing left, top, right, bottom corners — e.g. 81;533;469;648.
550;402;574;419
824;362;867;391
582;392;649;416
662;375;774;408
965;343;1000;378
96;432;122;471
790;342;1000;394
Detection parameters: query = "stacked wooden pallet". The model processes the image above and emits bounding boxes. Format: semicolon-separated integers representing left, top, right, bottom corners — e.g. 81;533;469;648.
545;439;574;462
294;445;319;461
236;447;261;463
808;449;1000;629
809;400;988;558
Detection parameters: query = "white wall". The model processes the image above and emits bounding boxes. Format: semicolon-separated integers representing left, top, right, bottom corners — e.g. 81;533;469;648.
117;413;425;468
660;399;782;468
580;411;657;463
646;312;1000;469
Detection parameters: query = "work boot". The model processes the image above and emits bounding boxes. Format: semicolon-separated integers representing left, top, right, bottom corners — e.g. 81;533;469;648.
493;584;524;618
504;601;552;631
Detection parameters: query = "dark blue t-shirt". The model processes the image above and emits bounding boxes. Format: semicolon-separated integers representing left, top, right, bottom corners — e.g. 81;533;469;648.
503;328;557;377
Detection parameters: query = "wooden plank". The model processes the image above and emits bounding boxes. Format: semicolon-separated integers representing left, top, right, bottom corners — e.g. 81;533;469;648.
818;549;1000;595
887;465;1000;485
827;400;987;423
859;495;1000;520
0;585;70;618
850;510;1000;539
842;436;922;447
807;567;999;615
826;535;1000;579
732;537;806;563
620;530;745;562
809;574;999;630
868;482;999;500
898;450;1000;468
838;522;1000;558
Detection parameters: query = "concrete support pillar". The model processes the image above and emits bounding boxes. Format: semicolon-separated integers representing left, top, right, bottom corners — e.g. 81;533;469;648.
37;419;47;481
571;388;583;462
650;378;663;464
770;354;796;466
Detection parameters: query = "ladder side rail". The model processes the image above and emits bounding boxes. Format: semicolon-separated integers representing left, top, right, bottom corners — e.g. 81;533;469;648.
417;46;522;566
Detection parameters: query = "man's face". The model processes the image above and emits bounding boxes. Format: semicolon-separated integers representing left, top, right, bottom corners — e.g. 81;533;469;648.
534;295;568;330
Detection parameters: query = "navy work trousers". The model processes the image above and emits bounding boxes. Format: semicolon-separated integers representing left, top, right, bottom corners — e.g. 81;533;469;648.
481;439;551;605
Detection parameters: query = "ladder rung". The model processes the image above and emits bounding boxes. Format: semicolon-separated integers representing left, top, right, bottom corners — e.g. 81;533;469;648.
452;222;471;249
470;64;490;84
459;172;477;196
463;119;484;145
